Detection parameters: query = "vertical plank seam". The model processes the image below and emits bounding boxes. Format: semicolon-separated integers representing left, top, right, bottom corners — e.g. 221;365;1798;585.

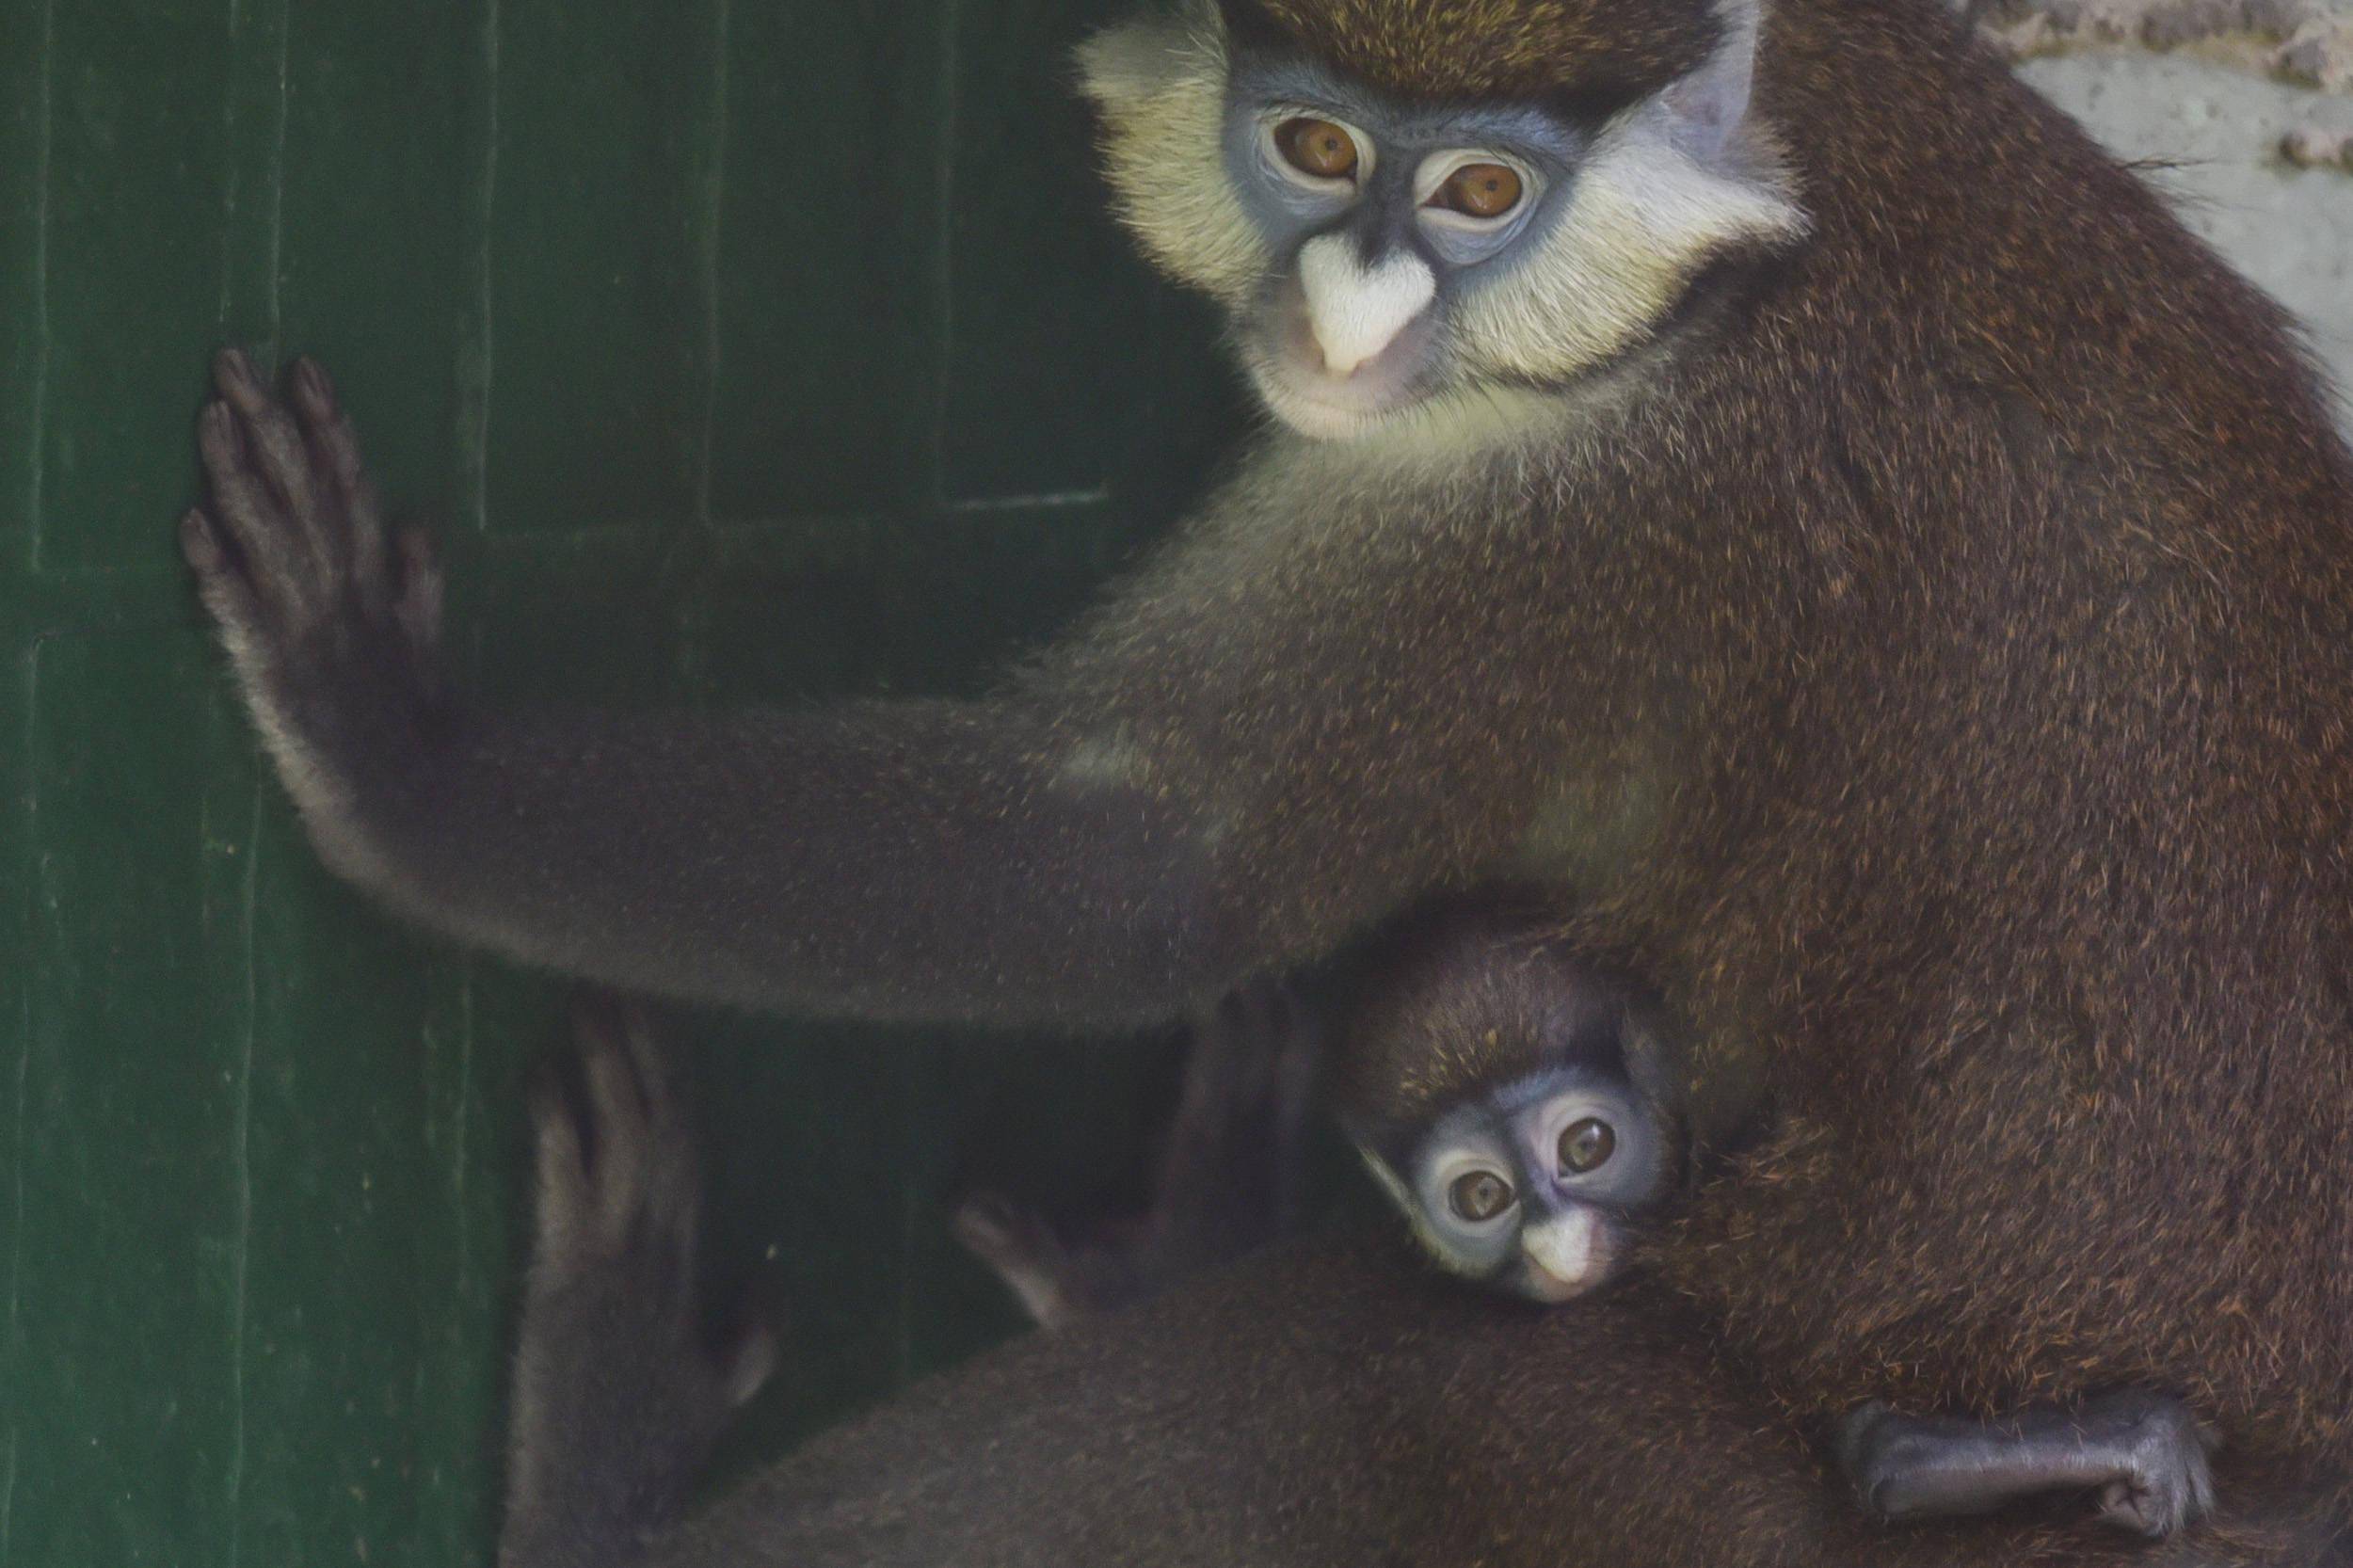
21;0;55;571
896;1171;920;1386
1;643;35;1568
924;0;963;514
216;0;244;328
692;0;732;536
223;5;288;1552
451;971;472;1293
263;0;290;355
6;0;54;1516
223;789;263;1568
677;0;733;688
462;0;504;535
0;1427;14;1568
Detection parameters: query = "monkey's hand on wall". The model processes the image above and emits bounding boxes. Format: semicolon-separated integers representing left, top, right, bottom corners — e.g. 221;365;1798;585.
183;349;447;887
954;979;1321;1328
502;998;775;1568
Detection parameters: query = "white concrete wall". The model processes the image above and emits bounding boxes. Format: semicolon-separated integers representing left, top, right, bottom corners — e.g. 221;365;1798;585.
1984;0;2353;424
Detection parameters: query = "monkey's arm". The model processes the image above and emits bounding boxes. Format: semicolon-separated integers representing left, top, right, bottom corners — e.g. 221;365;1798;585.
187;354;1544;1024
186;355;1270;1024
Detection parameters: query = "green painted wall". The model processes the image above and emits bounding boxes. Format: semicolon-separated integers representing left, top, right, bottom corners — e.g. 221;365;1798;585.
0;2;1239;1560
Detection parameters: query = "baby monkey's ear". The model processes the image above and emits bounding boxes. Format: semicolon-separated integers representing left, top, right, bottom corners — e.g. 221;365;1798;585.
1618;1005;1685;1112
1350;1140;1417;1216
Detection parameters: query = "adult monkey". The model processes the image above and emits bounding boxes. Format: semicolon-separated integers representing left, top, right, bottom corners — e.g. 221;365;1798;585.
186;0;2353;1504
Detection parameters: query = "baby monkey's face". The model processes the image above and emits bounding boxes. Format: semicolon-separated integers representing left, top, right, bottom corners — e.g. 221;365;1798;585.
1370;1064;1677;1303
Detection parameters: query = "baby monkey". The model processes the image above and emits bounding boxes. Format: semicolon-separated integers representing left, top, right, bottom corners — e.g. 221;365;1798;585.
1333;898;2218;1537
1332;900;1684;1304
958;900;1678;1321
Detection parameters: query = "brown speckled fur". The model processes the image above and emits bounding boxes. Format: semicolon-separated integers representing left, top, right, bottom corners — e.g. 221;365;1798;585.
663;1245;2343;1564
1225;0;1720;104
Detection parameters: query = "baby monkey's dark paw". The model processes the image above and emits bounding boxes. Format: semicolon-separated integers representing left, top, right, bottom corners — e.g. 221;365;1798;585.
955;978;1321;1327
182;351;446;857
505;999;773;1549
1839;1387;2216;1539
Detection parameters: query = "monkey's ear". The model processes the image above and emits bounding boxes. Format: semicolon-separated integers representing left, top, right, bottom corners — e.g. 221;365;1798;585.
1655;0;1765;164
1074;3;1220;115
1352;1142;1417;1213
1074;2;1270;303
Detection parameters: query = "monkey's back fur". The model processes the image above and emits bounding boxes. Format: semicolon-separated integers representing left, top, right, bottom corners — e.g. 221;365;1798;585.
1057;0;2353;1475
1540;0;2353;1468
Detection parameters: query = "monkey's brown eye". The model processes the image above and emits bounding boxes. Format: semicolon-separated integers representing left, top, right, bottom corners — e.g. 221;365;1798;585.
1559;1118;1616;1175
1448;1170;1514;1224
1433;162;1524;219
1275;118;1359;181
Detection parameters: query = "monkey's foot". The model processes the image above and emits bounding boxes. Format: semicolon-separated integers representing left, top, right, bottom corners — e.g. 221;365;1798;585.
1838;1388;2217;1538
954;978;1321;1328
503;999;774;1562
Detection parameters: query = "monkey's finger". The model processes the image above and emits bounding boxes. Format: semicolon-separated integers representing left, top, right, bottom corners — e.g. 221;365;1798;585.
952;1194;1081;1330
288;357;391;611
576;1006;654;1241
213;350;343;587
181;508;276;654
716;1321;779;1411
392;526;445;667
198;399;328;632
609;999;682;1126
527;1068;595;1266
611;999;701;1244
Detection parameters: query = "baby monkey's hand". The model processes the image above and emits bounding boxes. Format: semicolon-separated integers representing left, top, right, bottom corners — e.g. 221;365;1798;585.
955;979;1321;1327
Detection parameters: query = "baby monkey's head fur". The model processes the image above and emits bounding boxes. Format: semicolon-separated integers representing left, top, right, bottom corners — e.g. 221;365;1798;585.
1332;897;1689;1304
1076;0;1804;441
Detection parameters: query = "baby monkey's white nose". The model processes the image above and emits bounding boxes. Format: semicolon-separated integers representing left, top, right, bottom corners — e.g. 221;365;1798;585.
1520;1208;1606;1301
1298;234;1435;377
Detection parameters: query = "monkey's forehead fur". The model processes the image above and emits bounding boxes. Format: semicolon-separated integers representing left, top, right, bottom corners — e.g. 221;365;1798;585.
1330;904;1637;1133
1223;0;1721;108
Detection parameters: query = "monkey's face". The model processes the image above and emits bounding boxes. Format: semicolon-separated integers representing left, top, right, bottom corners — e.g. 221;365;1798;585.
1077;1;1806;442
1360;1064;1676;1304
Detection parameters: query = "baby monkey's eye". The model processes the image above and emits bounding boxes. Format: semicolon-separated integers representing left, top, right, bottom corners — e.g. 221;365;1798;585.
1274;117;1359;181
1429;162;1523;219
1559;1117;1616;1175
1448;1169;1514;1223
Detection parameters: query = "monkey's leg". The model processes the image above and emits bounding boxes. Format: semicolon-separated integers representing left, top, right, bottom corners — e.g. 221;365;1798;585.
502;999;772;1568
954;979;1321;1325
645;1243;2328;1568
1840;1389;2218;1538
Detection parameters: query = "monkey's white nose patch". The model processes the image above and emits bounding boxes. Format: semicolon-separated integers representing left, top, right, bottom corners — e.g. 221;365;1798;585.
1521;1209;1603;1296
1298;235;1435;377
